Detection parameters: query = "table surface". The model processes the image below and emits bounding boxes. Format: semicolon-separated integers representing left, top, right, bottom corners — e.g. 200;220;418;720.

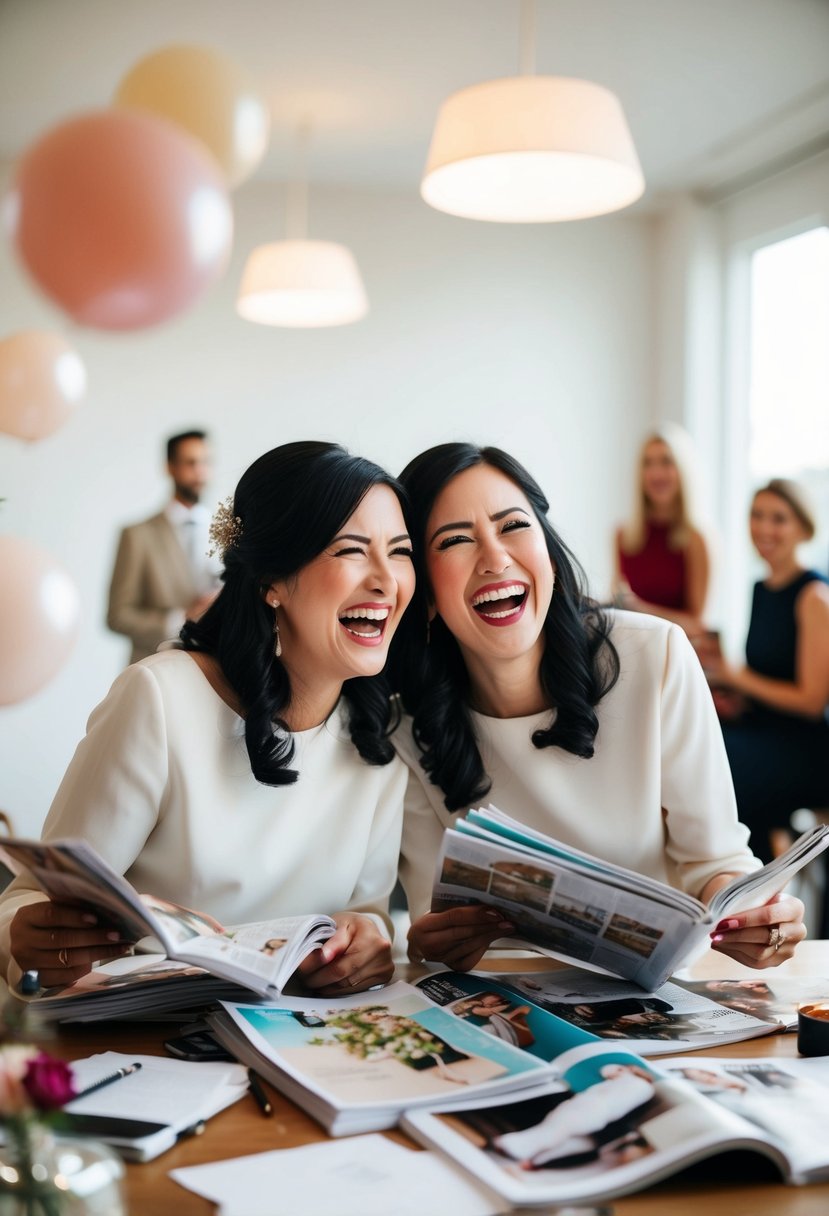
43;941;829;1216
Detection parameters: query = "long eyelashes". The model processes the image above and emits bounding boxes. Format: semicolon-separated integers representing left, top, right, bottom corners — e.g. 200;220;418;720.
333;546;414;558
435;518;532;550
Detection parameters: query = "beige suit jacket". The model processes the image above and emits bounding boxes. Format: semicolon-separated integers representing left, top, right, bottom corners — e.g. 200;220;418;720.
107;511;197;663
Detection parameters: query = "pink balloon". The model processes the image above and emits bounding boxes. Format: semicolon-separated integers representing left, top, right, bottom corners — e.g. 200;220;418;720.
6;109;233;330
0;535;80;705
0;331;86;441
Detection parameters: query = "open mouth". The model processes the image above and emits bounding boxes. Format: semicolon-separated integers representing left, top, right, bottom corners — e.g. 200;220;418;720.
338;605;390;644
471;582;528;624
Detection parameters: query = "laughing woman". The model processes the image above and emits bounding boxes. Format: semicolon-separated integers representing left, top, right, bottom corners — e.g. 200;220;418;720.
391;443;805;973
0;442;415;995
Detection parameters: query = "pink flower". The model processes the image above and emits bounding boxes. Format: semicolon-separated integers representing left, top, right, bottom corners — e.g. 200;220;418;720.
22;1052;76;1111
0;1045;38;1115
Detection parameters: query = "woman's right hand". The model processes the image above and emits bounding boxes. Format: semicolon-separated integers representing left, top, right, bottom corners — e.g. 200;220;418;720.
9;900;131;988
408;906;516;971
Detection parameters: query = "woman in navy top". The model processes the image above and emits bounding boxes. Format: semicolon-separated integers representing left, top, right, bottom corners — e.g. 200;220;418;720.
714;479;829;864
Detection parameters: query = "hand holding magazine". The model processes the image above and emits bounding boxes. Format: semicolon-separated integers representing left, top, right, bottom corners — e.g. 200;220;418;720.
0;837;336;1013
431;806;829;989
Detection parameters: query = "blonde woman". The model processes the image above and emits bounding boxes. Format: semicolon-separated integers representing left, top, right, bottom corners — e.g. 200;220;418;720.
613;424;710;636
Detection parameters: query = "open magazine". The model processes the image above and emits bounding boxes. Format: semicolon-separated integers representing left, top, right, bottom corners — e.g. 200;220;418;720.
0;837;335;1009
423;967;782;1056
402;1044;829;1207
432;807;829;989
205;963;780;1136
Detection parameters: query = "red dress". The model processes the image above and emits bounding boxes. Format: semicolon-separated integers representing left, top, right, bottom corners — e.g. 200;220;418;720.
618;522;687;610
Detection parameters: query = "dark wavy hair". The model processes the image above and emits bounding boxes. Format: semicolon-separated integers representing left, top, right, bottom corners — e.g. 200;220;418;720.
182;441;408;786
390;443;620;811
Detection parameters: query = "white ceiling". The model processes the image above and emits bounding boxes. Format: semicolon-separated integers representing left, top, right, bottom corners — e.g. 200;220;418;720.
1;0;828;211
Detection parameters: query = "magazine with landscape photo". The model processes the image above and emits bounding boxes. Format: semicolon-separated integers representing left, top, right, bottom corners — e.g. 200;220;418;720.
0;837;336;1013
432;806;829;989
402;1043;829;1208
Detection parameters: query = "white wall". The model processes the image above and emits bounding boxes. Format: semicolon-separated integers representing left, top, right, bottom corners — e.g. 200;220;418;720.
0;174;654;833
717;151;829;651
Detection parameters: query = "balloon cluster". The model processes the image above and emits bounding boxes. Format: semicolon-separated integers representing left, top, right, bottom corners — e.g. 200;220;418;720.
6;43;269;331
1;46;269;703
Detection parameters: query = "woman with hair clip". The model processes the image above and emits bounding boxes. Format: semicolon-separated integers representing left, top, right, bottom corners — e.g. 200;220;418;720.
711;478;829;863
0;442;415;995
613;423;710;637
390;442;805;972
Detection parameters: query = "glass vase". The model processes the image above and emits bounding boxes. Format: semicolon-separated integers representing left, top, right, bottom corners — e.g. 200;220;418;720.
0;1120;125;1216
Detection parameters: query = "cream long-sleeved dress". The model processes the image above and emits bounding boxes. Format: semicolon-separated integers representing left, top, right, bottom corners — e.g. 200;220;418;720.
395;612;759;921
0;650;406;984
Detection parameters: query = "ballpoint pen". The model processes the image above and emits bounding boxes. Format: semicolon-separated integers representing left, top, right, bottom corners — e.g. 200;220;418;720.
247;1067;273;1116
73;1061;143;1101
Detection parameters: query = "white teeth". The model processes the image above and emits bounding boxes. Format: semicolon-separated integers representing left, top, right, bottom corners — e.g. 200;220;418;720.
472;584;525;607
339;607;390;620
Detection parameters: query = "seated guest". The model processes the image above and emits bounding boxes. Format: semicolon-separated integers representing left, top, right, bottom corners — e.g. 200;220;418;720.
613;424;710;637
390;442;804;972
711;479;829;862
0;442;415;995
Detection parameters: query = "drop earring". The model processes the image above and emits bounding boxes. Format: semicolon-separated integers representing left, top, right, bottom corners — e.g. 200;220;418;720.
270;598;282;658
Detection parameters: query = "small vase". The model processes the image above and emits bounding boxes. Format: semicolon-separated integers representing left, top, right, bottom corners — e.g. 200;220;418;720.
0;1121;125;1216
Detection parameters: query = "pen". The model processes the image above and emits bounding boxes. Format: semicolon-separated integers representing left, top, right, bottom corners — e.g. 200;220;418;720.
176;1119;206;1142
73;1061;142;1101
247;1067;273;1116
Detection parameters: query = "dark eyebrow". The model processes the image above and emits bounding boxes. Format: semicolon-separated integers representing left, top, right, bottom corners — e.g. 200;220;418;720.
331;532;412;545
429;507;529;545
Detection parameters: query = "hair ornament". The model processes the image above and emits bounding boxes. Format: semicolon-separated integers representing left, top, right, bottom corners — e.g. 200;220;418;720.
208;496;243;559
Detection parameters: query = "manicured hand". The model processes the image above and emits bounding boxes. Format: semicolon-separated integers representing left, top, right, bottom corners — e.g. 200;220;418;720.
408;905;516;971
709;893;806;968
9;900;130;988
298;912;393;995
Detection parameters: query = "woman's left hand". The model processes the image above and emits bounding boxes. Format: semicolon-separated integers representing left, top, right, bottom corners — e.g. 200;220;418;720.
709;893;806;967
297;912;393;995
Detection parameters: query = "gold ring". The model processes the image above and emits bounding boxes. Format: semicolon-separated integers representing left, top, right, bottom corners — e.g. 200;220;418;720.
58;947;70;967
768;925;782;952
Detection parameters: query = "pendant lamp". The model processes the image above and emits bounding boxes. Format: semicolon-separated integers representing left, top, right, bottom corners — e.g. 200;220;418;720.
237;125;368;326
421;0;644;222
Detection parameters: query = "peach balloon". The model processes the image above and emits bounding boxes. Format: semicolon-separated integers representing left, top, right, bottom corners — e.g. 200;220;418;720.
7;110;233;331
0;331;87;442
115;44;270;188
0;535;81;705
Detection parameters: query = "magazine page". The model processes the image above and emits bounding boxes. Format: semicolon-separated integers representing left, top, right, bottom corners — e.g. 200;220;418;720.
414;971;599;1062
402;1040;790;1208
709;824;829;918
481;967;779;1055
215;982;557;1121
661;1056;829;1183
30;954;252;1023
673;975;829;1032
0;838;164;946
466;807;704;916
432;829;710;989
177;914;336;994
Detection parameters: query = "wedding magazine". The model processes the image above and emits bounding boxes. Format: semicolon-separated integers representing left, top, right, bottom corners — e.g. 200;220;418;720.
402;1044;829;1207
0;837;335;1015
205;964;782;1137
432;807;829;989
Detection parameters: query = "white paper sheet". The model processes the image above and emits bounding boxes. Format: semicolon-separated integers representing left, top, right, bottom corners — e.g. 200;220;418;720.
170;1134;500;1216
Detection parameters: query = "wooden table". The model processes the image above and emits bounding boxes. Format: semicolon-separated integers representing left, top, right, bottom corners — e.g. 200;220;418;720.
45;941;829;1215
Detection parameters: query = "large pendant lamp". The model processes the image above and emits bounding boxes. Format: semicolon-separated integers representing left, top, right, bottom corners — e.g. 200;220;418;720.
421;0;644;222
237;125;368;327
